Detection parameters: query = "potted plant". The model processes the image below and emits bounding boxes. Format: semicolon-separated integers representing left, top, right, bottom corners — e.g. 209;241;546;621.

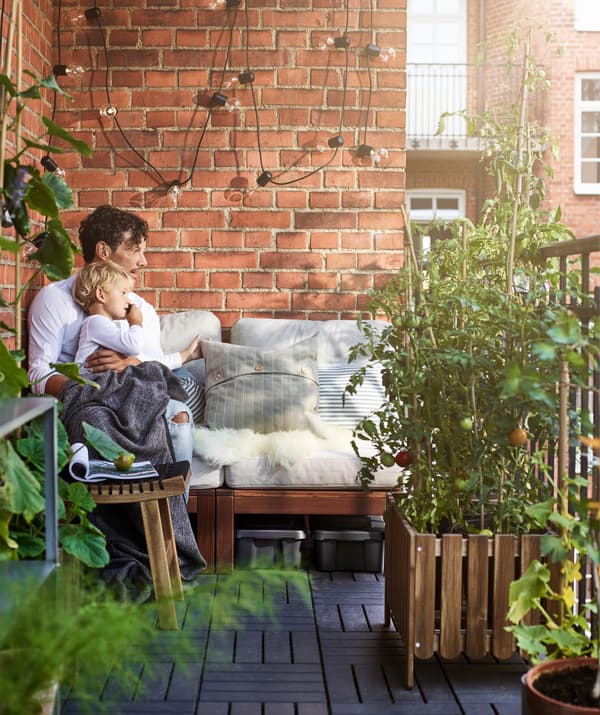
346;37;599;687
507;432;599;714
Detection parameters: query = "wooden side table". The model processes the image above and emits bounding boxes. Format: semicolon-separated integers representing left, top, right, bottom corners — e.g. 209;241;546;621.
86;461;190;629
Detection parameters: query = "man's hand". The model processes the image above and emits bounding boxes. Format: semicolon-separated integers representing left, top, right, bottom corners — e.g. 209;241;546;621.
180;335;202;363
85;349;141;374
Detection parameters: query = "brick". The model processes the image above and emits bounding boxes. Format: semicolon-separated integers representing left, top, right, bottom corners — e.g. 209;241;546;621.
210;272;241;289
295;212;357;229
230;211;291;229
195;252;257;269
243;272;274;289
226;292;291;309
177;272;207;289
260;252;323;270
308;273;339;290
275;232;309;249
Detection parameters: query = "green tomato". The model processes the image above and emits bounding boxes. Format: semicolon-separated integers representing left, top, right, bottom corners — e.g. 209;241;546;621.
380;452;397;468
114;451;135;471
460;417;473;430
454;478;468;491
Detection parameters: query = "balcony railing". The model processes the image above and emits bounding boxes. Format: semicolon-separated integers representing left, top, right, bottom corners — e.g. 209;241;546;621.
407;63;545;151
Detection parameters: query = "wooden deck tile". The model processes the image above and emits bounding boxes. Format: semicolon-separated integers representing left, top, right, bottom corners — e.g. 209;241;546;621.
62;569;527;714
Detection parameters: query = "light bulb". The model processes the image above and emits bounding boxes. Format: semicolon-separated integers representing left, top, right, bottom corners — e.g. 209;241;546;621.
209;0;239;9
366;43;396;62
55;167;67;179
99;105;118;118
53;64;86;77
380;47;396;63
320;34;350;51
372;147;389;164
223;76;239;90
167;182;182;205
63;7;101;26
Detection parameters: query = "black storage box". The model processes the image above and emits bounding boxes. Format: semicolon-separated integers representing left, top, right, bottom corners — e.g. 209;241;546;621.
234;527;307;568
311;515;384;572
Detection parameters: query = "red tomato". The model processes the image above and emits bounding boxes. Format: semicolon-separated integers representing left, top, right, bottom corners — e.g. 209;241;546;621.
395;450;413;467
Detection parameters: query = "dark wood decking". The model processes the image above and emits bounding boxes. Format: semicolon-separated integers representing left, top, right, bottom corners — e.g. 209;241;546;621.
61;571;526;715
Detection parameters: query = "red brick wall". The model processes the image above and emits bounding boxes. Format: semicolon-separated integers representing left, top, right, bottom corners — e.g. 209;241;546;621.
25;0;408;331
0;0;54;348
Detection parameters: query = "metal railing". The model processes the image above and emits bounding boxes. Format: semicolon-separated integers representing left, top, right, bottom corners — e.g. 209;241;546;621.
407;63;546;150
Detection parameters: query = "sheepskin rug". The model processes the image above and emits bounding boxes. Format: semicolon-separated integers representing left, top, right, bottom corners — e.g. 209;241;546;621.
193;413;353;469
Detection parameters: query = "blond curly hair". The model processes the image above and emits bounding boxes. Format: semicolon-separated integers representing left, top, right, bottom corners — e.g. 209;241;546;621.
72;260;132;312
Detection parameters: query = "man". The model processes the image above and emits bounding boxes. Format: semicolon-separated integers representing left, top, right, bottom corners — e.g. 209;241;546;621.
28;205;200;464
28;205;206;593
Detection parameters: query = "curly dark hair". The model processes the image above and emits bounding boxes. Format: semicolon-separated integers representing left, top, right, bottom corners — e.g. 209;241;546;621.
78;205;149;262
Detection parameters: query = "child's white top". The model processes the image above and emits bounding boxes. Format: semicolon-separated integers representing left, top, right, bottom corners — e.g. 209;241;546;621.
75;314;145;364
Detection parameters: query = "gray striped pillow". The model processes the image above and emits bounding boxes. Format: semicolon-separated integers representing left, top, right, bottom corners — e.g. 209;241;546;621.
318;361;385;428
202;335;319;433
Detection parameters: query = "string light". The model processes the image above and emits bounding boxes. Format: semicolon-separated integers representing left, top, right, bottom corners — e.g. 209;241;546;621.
52;63;86;77
320;34;350;51
99;105;118;119
209;0;240;10
223;70;255;89
256;171;272;186
211;91;241;112
316;134;345;153
41;154;66;179
365;43;396;63
63;6;101;26
356;144;389;164
167;181;183;205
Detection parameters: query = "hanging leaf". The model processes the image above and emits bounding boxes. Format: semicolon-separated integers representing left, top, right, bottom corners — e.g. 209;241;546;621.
0;441;45;521
0;340;29;397
41;116;92;156
24;177;59;218
42;173;74;209
29;226;75;280
82;422;127;461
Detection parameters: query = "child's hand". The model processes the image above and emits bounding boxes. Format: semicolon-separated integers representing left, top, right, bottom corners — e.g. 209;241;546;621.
126;304;143;326
181;335;202;363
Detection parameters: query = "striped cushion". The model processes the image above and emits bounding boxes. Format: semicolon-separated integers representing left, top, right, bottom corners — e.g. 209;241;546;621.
318;362;384;429
202;335;319;433
178;374;206;424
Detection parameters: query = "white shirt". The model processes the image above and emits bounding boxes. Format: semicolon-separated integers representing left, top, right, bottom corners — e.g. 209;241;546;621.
75;315;145;364
28;274;182;394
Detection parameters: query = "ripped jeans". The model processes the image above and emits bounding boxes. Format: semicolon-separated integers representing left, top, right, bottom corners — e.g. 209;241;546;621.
166;398;193;501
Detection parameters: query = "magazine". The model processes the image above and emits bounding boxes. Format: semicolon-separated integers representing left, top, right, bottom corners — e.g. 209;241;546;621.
69;443;159;482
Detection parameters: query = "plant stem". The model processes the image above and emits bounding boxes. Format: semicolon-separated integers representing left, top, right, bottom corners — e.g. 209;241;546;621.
15;0;23;353
507;40;530;296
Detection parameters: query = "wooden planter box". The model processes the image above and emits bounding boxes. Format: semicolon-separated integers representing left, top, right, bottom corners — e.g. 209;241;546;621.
384;495;547;688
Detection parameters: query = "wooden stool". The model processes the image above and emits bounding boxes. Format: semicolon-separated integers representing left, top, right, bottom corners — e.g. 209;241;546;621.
87;462;190;629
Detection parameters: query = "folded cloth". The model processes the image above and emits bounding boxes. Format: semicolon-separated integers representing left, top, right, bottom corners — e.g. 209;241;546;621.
60;361;206;597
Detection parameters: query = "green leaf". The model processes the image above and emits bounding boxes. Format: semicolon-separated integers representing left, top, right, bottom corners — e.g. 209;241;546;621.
0;235;20;253
15;532;46;558
82;422;127;461
507;624;551;660
0;339;29;398
41;116;92;157
29;224;75;281
66;481;97;512
23;177;59;218
59;523;110;568
42;172;74;209
547;314;582;345
0;441;45;521
507;560;550;623
51;362;99;388
0;73;17;97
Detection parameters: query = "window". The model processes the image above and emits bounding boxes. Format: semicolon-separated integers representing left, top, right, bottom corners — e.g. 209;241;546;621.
406;190;465;252
574;74;600;194
575;0;600;31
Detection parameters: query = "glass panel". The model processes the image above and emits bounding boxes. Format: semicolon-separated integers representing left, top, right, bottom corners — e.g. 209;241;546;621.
411;198;433;210
581;136;600;158
581;111;600;132
437;198;459;210
409;0;434;12
581;161;600;183
435;23;460;44
436;0;460;14
581;79;600;101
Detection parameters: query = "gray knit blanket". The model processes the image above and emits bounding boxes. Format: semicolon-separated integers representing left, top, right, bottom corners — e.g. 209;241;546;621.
60;361;206;600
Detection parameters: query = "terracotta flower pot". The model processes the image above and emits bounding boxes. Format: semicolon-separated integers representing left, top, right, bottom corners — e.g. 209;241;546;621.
522;657;599;715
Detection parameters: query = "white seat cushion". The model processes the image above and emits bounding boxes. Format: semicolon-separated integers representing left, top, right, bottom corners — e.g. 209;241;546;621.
189;456;223;489
224;448;399;489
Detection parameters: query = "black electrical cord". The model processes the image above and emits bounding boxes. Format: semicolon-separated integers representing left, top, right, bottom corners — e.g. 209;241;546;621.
249;0;351;187
360;0;376;148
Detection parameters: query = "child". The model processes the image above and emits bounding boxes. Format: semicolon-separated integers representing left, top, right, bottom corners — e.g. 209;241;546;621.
72;260;144;364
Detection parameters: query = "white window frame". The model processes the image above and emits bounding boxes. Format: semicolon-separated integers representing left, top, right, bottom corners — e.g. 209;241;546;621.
575;0;600;31
574;73;600;195
406;189;466;222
